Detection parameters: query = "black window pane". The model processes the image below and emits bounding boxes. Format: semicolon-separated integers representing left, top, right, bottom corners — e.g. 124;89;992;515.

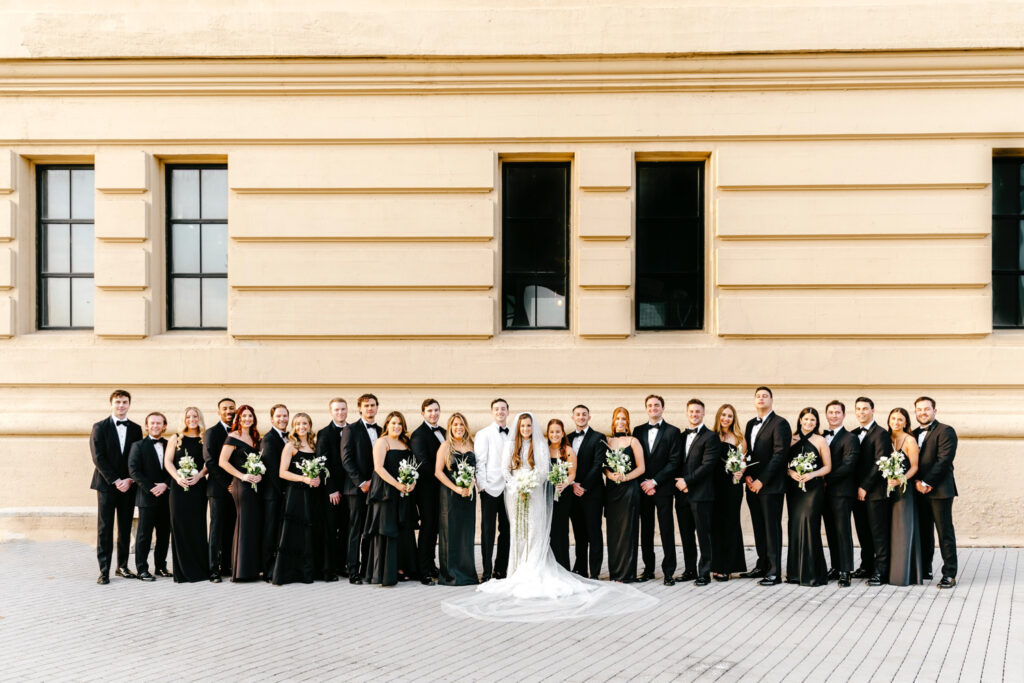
993;273;1022;327
993;160;1019;215
992;218;1020;270
992;158;1024;329
637;164;701;219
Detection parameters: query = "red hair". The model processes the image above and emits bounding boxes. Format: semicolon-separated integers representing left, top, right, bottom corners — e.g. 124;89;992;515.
231;404;261;444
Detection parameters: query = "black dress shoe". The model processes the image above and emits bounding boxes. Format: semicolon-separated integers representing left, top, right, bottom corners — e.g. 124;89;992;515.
97;574;109;585
398;573;411;582
429;568;440;579
938;576;957;589
695;575;710;586
637;572;654;582
923;572;934;581
785;577;800;585
492;572;507;580
827;568;840;581
155;568;173;578
739;568;767;579
324;574;339;583
663;577;676;586
480;574;491;583
712;573;729;582
138;571;156;582
838;572;851;587
115;567;136;579
349;576;363;585
679;570;698;581
420;577;436;586
759;575;782;586
339;570;350;579
852;567;872;579
867;574;887;586
209;574;222;583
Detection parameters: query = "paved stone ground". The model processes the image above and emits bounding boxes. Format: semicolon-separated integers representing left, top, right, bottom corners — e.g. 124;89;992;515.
0;541;1020;682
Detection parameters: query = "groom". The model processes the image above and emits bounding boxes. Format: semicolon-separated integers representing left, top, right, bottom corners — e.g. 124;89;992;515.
914;396;958;588
475;398;512;580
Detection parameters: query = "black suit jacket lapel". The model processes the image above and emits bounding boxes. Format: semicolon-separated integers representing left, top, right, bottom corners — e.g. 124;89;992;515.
752;414;773;450
106;418;122;460
920;421;940;451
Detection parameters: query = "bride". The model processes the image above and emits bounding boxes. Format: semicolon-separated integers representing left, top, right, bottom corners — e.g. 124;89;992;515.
442;412;657;622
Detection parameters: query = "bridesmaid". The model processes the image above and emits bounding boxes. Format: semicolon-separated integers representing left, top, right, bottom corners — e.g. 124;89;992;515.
218;405;264;582
435;412;479;586
887;407;923;586
546;419;578;570
785;407;832;586
604;407;646;583
710;404;748;581
273;413;320;585
163;406;209;583
364;411;418;587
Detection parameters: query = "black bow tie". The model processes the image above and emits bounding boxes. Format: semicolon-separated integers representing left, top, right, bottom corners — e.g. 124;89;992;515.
498;426;509;435
853;427;865;434
684;428;698;435
430;426;442;433
823;429;835;437
115;420;128;427
573;431;585;438
919;425;931;432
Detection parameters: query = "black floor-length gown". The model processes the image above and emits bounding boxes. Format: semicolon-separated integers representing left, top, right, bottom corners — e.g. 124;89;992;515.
549;457;573;570
711;449;747;575
605;446;640;582
438;451;478;586
169;435;209;583
785;435;828;586
363;449;417;586
227;436;264;582
272;449;318;585
889;438;923;586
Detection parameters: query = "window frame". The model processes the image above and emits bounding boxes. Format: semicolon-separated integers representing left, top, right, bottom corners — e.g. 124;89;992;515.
992;157;1024;329
165;163;229;331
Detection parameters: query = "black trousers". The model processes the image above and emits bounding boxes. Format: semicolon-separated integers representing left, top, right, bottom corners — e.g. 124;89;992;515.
917;494;957;578
414;482;440;577
208;495;235;576
745;488;784;577
262;490;284;579
135;498;170;574
479;490;510;577
96;487;135;575
852;498;875;573
326;496;348;576
865;497;892;577
345;492;371;576
639;492;676;577
675;494;714;578
570;490;604;578
823;493;855;572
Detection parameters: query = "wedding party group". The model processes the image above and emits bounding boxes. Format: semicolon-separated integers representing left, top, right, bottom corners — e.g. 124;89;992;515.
88;386;959;603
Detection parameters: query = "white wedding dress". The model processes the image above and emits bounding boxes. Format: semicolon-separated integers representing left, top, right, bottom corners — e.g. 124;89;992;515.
442;413;657;623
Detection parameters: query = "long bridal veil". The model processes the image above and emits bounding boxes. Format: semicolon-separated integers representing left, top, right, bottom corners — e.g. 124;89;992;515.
442;412;657;623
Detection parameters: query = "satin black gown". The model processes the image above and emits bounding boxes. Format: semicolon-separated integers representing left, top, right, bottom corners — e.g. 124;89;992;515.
785;435;828;586
549;456;573;570
227;436;264;582
169;435;209;583
605;445;640;582
438;450;478;586
272;449;318;585
889;438;923;586
710;445;747;575
363;449;418;586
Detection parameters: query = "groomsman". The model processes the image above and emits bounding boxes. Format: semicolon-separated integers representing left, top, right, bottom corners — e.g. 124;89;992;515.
341;393;381;585
741;386;791;586
128;412;172;581
410;398;446;585
673;399;720;586
568;405;606;579
913;396;959;588
204;397;236;582
475;398;512;580
260;404;289;581
821;400;860;587
89;389;143;584
855;397;892;586
318;397;349;578
633;394;682;585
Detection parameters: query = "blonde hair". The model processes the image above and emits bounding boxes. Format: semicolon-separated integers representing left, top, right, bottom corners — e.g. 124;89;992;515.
444;412;473;470
177;406;206;445
714;404;746;451
288;413;317;450
511;414;535;472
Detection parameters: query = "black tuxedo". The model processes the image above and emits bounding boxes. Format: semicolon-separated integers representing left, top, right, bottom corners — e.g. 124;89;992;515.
674;426;720;578
203;422;235;576
914;421;959;578
856;422;893;576
341;420;381;576
259;429;288;578
569;427;606;578
822;427;860;573
633;421;682;577
89;415;142;575
127;436;171;574
410;422;445;578
743;412;792;577
317;421;349;576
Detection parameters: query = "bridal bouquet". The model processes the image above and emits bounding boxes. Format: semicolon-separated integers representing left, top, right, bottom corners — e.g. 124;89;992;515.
453;455;476;500
297;455;329;483
511;468;540;558
789;451;817;492
176;454;198;491
604;443;632;483
877;451;908;497
397;457;421;497
243;452;266;491
723;446;757;485
548;459;571;501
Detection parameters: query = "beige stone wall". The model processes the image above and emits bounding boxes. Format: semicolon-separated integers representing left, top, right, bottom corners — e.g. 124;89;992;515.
1;3;1023;544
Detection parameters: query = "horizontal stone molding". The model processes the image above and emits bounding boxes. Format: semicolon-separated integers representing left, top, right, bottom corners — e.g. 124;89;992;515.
0;296;11;337
94;245;148;290
0;199;15;240
578;148;631;190
578;246;631;289
94;199;148;241
578;196;632;240
0;246;13;289
95;150;148;193
94;292;148;338
0;149;13;193
577;294;631;338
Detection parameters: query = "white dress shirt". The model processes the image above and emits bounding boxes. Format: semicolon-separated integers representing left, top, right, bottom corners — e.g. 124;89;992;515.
858;421;875;443
750;411;773;446
364;420;378;446
917;424;930;448
428;423;445;444
571;426;589;453
684;425;701;455
647;420;663;451
113;415;128;452
153;439;165;469
474;422;511;497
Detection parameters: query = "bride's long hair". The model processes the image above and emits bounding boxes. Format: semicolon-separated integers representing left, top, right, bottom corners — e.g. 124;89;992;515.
511;413;535;472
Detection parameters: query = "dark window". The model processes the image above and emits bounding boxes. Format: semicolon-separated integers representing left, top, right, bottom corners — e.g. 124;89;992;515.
635;161;704;330
167;165;228;329
992;158;1024;328
37;166;94;329
502;162;570;330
